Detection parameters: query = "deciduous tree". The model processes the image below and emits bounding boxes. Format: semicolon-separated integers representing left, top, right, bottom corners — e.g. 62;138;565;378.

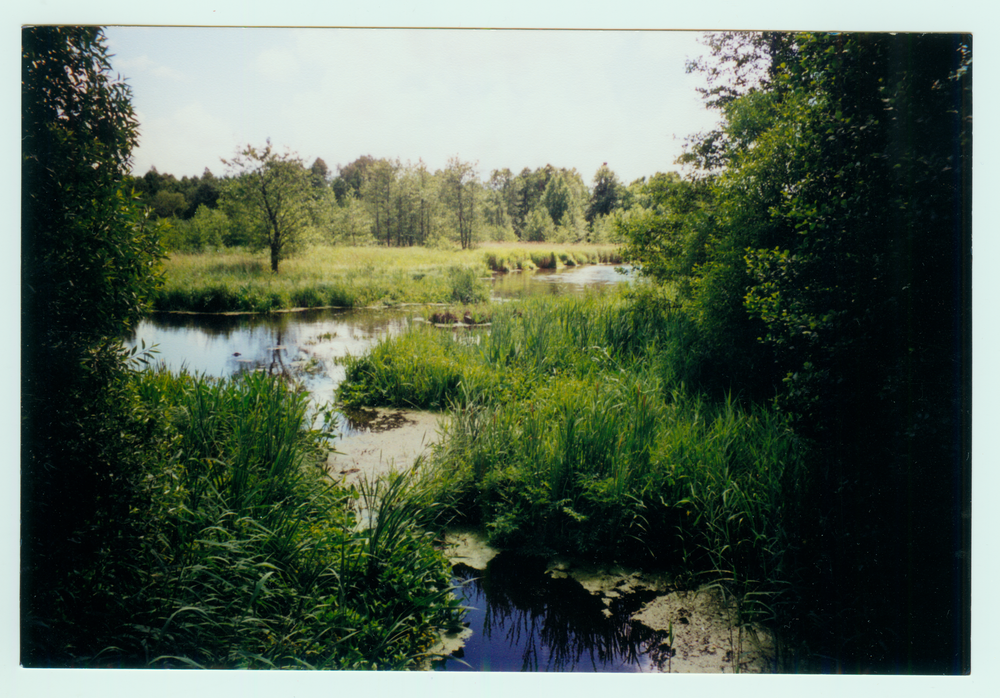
22;25;164;663
442;157;479;249
221;140;313;272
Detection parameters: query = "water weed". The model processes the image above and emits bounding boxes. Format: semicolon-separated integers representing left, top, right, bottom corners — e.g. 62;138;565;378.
80;368;463;669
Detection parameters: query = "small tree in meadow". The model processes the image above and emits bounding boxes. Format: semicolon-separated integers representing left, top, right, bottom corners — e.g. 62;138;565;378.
221;140;313;272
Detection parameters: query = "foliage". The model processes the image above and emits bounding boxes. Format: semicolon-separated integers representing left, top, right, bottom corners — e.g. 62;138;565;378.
160;204;231;252
585;163;623;223
142;157;616;249
625;31;971;670
441;157;480;249
45;369;463;669
615;171;713;289
221;140;315;272
21;25;166;664
133;166;223;221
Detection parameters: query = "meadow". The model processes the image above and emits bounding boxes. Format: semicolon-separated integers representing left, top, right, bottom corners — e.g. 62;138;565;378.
153;243;623;313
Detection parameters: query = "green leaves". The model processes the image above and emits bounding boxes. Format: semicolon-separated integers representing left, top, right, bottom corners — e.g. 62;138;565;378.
221;140;314;272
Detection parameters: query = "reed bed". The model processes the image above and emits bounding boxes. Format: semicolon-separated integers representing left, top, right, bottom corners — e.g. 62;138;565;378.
154;244;622;313
155;246;490;312
480;243;622;272
337;289;811;634
85;368;463;669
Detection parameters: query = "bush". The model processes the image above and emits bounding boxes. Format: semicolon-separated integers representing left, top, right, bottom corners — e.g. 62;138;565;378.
447;265;489;304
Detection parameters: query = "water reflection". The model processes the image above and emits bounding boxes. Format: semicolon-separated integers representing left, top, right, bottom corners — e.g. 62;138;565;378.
128;307;416;436
491;265;633;299
438;553;670;672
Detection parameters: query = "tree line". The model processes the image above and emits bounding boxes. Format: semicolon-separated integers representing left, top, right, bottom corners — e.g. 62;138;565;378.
131;147;633;265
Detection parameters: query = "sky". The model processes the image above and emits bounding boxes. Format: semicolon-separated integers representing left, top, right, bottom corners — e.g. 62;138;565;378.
102;27;723;185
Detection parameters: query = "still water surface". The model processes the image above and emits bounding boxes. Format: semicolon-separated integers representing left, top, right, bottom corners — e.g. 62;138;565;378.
438;553;671;672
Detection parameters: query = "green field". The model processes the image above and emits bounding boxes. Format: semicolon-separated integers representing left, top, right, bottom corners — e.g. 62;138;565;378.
153;243;623;313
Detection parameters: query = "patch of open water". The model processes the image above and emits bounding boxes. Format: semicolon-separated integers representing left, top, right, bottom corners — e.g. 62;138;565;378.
436;552;672;672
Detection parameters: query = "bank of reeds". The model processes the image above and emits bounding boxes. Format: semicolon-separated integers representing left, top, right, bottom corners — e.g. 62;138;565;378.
154;244;621;313
480;243;622;272
76;368;462;669
338;288;676;410
155;247;491;312
337;289;810;636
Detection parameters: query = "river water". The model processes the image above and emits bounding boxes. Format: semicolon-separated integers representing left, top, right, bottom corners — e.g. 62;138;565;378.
129;265;632;434
128;264;685;672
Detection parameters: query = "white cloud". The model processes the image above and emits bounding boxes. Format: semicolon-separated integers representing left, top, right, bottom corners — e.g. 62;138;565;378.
255;47;300;82
132;102;237;176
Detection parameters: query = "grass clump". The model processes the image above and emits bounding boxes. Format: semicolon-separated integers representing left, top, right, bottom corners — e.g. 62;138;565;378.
481;243;621;272
54;368;463;669
337;288;811;638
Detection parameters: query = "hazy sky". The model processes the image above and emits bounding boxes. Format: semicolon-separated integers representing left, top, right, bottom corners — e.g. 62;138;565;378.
103;27;722;185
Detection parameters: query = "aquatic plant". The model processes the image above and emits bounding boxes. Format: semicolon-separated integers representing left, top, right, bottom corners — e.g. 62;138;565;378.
338;289;811;650
63;368;464;669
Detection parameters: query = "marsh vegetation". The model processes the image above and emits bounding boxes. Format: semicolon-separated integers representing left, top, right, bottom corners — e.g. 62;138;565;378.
22;27;969;674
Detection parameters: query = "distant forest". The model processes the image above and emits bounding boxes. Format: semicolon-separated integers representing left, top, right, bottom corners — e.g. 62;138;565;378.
131;155;649;251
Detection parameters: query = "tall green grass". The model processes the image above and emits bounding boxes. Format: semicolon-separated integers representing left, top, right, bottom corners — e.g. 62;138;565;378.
481;243;622;272
337;288;811;640
338;288;679;411
154;244;622;313
79;368;463;669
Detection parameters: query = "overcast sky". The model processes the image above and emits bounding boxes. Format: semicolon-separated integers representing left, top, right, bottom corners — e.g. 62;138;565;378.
103;27;722;185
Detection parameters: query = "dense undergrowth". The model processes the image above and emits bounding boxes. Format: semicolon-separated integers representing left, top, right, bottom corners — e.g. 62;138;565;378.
153;244;621;313
338;288;812;636
26;369;462;669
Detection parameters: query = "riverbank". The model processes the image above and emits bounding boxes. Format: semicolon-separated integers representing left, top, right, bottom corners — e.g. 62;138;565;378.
336;289;809;669
153;243;622;313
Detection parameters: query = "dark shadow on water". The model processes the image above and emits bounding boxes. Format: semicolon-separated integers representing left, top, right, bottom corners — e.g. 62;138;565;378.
435;552;672;672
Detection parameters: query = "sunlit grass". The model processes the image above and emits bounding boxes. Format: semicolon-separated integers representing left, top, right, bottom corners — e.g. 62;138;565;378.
337;288;811;636
154;243;623;313
480;242;621;271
